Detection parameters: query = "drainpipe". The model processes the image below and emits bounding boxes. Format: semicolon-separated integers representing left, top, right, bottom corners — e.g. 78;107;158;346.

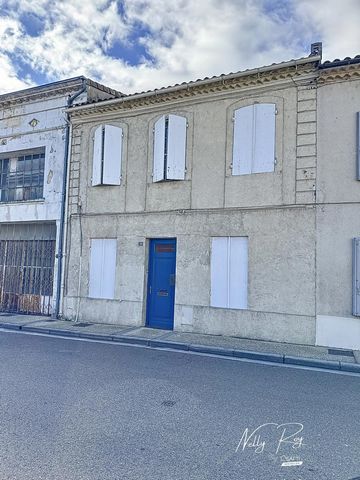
53;77;87;318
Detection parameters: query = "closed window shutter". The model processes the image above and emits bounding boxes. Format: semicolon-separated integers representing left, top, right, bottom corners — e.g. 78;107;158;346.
92;125;103;186
228;237;248;309
232;106;253;175
253;103;276;173
211;237;248;309
89;239;103;297
103;125;122;185
153;116;166;182
211;237;228;308
353;238;360;316
167;114;187;180
101;239;116;299
89;239;116;299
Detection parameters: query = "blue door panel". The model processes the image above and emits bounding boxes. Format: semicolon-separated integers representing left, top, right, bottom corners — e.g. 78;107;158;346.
146;239;176;330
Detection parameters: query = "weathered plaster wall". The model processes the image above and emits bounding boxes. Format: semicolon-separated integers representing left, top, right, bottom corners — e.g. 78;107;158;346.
64;72;319;344
0;95;68;223
64;206;316;344
316;77;360;349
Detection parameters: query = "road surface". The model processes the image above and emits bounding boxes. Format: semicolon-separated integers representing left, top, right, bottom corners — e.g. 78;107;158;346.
0;330;359;480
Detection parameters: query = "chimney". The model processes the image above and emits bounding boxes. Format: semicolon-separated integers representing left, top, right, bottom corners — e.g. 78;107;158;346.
310;42;322;59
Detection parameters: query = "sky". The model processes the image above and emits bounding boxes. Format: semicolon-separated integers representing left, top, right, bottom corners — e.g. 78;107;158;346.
0;0;359;95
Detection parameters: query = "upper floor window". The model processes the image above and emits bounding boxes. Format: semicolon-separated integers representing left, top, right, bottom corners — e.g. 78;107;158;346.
232;103;276;175
153;114;187;182
92;124;123;186
0;148;45;202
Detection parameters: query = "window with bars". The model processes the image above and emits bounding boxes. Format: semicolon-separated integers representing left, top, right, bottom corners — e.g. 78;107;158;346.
0;148;45;202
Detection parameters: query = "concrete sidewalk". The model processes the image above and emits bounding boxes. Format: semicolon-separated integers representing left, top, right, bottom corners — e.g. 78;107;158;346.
1;313;359;373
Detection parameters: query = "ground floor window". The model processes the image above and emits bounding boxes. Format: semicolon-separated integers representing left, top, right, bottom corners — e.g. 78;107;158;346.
210;236;248;309
89;238;117;299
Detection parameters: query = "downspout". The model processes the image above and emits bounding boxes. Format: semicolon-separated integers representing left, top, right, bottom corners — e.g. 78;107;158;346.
54;78;87;318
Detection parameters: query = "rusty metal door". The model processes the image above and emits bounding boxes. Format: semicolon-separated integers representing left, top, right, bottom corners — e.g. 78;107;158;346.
0;239;55;315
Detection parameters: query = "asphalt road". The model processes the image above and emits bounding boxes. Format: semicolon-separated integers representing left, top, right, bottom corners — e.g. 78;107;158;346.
0;330;359;480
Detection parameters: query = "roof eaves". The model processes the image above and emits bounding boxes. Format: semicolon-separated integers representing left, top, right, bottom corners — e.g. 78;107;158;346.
320;55;360;69
68;54;321;114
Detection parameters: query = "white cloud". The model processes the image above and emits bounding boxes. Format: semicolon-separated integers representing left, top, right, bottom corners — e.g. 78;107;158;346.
0;0;359;95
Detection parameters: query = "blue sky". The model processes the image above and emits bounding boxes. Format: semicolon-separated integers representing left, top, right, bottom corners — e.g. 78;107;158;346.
0;0;359;95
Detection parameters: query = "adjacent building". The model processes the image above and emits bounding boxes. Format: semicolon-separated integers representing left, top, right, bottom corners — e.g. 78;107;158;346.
0;78;121;316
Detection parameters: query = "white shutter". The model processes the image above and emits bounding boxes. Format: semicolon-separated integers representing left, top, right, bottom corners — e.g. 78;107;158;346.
253;103;276;173
353;238;360;316
211;237;228;308
167;114;187;180
229;237;248;309
232;106;254;175
89;239;103;297
92;125;103;186
153;116;165;182
101;239;116;299
89;239;116;299
103;125;122;185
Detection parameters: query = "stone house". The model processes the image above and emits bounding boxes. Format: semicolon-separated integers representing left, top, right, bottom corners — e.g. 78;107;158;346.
62;45;360;349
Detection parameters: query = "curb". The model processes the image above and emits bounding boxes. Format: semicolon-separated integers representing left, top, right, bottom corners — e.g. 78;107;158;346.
0;322;21;330
1;322;359;374
284;355;340;370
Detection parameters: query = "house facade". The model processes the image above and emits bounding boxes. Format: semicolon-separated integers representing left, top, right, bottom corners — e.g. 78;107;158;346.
0;78;120;316
62;47;360;349
316;57;360;349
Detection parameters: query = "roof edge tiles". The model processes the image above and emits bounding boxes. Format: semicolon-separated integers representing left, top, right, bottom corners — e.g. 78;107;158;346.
320;55;360;69
0;76;123;104
67;54;321;114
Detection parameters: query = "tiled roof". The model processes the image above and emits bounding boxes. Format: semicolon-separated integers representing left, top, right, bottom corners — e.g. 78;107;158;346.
69;54;320;110
320;55;360;68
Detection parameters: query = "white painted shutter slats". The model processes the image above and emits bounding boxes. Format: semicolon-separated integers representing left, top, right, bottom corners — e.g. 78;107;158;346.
211;237;248;309
353;238;360;316
232;103;276;175
92;125;103;186
89;239;116;299
167;114;187;180
103;125;122;185
211;237;229;308
232;105;253;175
253;103;276;173
228;237;248;309
153;116;166;182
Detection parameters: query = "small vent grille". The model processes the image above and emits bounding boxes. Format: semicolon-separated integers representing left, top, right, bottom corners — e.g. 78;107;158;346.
328;348;353;357
161;400;176;407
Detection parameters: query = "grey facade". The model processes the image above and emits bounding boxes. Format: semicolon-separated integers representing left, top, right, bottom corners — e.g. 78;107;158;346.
0;78;120;315
62;51;360;349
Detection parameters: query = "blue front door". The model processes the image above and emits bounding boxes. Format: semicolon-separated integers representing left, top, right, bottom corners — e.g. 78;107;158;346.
146;238;176;330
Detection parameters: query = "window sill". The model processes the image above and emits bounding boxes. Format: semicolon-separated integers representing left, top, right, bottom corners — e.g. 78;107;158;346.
0;198;45;206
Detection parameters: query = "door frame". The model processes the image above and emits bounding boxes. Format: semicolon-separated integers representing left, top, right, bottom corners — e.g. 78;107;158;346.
145;237;177;330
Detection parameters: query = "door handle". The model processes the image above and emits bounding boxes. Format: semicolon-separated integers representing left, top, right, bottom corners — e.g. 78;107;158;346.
169;274;175;286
